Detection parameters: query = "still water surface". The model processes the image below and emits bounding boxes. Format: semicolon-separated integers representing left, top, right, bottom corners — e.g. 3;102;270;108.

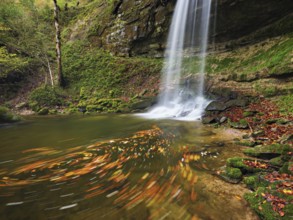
0;115;258;220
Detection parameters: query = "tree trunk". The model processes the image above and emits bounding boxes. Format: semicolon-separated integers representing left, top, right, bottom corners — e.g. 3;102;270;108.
53;0;64;87
46;56;54;87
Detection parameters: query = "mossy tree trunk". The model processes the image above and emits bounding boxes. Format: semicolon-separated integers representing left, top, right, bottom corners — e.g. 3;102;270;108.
53;0;64;87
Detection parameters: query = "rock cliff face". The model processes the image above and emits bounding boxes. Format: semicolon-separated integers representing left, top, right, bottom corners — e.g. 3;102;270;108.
68;0;293;57
215;0;293;43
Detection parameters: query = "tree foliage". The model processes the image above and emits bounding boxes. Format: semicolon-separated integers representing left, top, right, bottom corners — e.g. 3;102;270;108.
0;0;55;78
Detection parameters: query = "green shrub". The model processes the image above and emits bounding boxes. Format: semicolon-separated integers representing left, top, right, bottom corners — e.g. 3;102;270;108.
29;86;63;110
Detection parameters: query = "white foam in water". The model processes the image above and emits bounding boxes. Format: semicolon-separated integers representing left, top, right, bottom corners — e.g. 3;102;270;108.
141;96;209;121
138;0;213;121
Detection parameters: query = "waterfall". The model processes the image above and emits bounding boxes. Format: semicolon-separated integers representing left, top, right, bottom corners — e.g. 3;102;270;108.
141;0;213;120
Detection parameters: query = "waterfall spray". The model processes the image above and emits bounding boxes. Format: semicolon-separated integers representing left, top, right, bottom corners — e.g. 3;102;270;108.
141;0;213;120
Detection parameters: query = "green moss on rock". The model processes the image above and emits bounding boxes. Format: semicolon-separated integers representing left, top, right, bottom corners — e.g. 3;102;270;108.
226;167;242;180
243;144;287;159
230;119;249;129
0;106;21;123
269;157;285;167
244;176;258;189
37;107;49;115
227;157;270;173
235;141;256;147
243;111;255;117
244;188;280;220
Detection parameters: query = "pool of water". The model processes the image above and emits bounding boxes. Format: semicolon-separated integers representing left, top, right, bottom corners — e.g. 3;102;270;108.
0;115;259;220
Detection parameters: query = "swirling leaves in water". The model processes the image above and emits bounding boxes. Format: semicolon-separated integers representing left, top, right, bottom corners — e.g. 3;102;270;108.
0;125;206;218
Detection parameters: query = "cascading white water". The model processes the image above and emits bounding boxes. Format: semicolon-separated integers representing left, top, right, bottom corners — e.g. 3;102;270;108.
141;0;213;120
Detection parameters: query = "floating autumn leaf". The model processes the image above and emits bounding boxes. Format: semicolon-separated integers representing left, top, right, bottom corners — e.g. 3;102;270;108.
191;188;197;201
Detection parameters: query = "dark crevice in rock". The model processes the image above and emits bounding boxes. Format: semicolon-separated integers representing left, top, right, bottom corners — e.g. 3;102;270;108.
268;72;293;79
112;0;124;15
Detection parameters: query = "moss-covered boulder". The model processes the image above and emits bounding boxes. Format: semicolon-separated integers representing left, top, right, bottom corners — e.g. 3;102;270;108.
37;107;49;115
205;101;228;111
0;106;21;123
252;130;265;138
269;157;285;167
227;157;271;173
130;97;156;111
243;111;255;117
226;98;250;108
243;144;288;159
230;119;249;129
245;186;293;220
226;167;243;180
235;141;256;147
243;175;268;190
217;166;243;184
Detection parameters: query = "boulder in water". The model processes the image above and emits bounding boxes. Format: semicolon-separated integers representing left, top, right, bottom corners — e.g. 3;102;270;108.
202;116;217;124
205;101;228;111
130;97;157;110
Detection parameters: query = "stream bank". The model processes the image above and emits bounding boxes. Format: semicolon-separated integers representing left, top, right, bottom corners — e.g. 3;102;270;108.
202;95;293;219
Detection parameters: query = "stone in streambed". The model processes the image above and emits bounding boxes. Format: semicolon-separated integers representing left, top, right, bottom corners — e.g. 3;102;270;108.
130;97;156;110
243;111;255;117
242;134;251;139
15;102;27;109
278;133;293;144
252;130;265;137
277;118;291;125
225;98;249;108
243;144;287;160
230;119;249;129
219;116;227;124
205;101;228;111
217;166;242;184
235;141;256;147
269;156;284;167
37;108;49;115
265;118;279;124
226;157;270;173
202;116;217;124
0;106;21;123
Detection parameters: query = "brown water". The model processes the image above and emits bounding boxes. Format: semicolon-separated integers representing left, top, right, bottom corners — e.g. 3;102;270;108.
0;115;259;220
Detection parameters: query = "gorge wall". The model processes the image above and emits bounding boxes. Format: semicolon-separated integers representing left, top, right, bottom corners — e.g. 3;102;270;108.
67;0;293;57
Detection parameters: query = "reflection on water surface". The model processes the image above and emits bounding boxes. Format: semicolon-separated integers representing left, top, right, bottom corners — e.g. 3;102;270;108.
0;115;258;220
